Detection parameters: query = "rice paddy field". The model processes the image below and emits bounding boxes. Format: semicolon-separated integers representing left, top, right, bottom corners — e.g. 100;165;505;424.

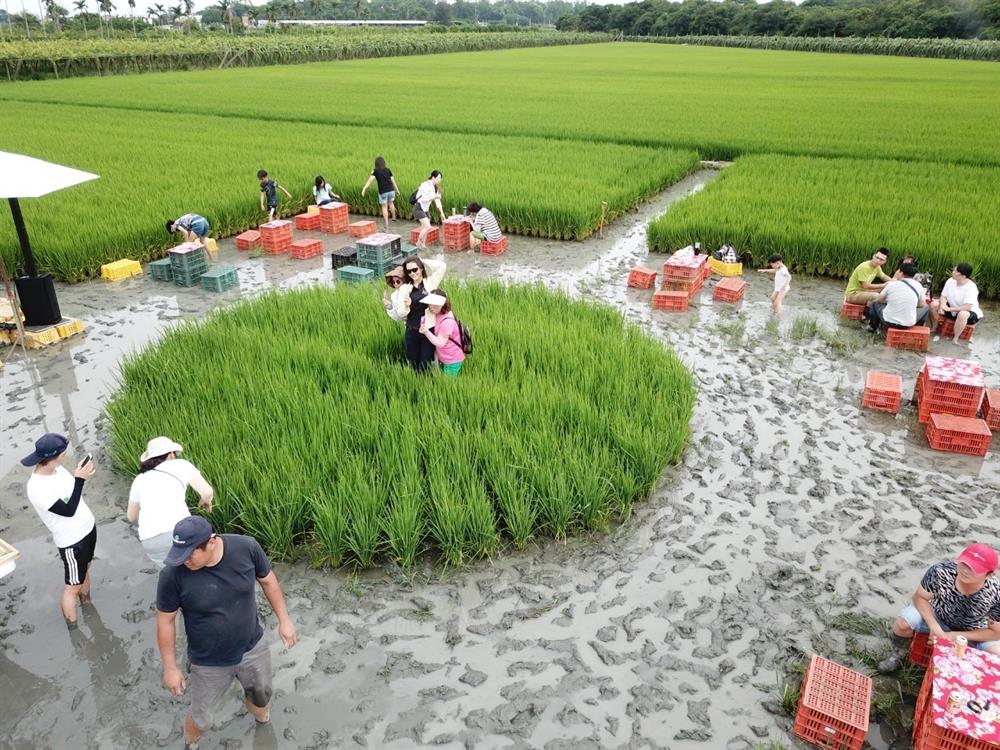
2;42;999;290
106;282;696;567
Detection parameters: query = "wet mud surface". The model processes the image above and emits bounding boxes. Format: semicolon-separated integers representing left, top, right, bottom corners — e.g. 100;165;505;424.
2;167;998;750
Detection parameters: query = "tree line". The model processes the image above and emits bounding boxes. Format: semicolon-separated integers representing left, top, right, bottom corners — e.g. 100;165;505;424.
555;0;1000;40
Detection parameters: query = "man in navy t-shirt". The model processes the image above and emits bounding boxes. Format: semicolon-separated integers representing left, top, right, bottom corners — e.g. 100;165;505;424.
156;517;298;750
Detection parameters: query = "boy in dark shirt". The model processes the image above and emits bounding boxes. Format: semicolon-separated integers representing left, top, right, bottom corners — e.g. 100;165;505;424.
257;169;292;221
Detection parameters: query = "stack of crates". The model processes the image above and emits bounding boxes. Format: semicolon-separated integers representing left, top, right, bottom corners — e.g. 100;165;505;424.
411;226;440;246
331;245;357;271
259;221;293;254
914;355;985;425
148;258;174;282
168;243;208;287
336;265;375;284
235;230;261;251
320;202;349;234
793;656;871;750
355;233;403;276
712;277;747;303
200;267;239;293
295;213;321;231
926;414;992;457
862;371;903;414
480;236;508;256
443;217;470;252
652;290;689;312
661;249;707;302
290;239;323;260
627;266;657;289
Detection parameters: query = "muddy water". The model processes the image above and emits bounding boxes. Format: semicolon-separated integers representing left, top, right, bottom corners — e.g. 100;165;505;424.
2;166;998;750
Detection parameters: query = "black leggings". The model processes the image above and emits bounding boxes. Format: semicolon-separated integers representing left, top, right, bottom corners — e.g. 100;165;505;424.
405;328;436;371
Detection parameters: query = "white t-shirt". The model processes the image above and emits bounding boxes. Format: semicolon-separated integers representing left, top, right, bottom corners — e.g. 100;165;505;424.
415;180;439;212
27;466;96;548
774;266;791;293
128;458;201;540
942;278;983;319
882;278;924;327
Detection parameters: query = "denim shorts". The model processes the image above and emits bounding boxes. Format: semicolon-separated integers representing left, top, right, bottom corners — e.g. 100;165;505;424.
190;218;209;238
378;191;395;205
898;604;1000;651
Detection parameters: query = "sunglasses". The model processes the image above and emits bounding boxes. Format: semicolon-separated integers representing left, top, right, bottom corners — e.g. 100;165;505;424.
388;278;402;285
406;267;421;275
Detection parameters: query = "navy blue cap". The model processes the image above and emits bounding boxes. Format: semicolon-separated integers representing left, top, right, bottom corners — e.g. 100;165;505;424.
164;516;214;567
21;433;69;467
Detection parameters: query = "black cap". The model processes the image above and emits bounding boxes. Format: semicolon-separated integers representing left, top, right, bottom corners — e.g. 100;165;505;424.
163;516;214;567
21;433;69;467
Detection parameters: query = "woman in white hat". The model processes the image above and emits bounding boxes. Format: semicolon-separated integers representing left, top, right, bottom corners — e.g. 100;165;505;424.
126;437;214;568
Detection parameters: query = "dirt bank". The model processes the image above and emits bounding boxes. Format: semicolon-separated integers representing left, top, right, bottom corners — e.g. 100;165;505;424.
2;167;998;750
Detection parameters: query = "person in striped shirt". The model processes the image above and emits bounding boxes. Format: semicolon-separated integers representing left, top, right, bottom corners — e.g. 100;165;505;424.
465;203;502;249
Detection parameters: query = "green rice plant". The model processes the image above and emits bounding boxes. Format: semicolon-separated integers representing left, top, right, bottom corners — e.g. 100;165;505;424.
790;316;820;340
649;154;1000;299
106;282;696;566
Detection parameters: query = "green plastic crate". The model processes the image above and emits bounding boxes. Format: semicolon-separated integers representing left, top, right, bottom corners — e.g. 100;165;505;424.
336;265;375;284
149;258;173;282
201;267;239;293
168;246;208;272
355;256;401;276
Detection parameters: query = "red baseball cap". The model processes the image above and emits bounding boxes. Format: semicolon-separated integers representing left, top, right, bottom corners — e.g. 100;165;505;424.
958;544;999;575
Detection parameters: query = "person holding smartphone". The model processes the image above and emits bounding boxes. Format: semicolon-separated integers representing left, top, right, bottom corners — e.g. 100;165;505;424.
22;432;97;629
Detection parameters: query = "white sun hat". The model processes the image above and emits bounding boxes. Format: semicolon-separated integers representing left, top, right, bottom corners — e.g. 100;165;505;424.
140;436;183;462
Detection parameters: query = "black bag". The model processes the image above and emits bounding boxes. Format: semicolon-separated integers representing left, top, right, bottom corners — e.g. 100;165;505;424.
409;190;419;206
450;320;473;355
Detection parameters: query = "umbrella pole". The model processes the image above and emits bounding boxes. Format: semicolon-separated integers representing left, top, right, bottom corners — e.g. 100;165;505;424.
8;198;38;277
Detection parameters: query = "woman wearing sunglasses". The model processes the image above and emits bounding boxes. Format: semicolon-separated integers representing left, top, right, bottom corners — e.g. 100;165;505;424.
392;255;447;370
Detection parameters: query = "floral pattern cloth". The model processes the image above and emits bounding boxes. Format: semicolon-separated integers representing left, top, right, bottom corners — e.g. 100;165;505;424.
930;639;1000;741
168;242;205;255
358;233;400;247
666;247;708;270
925;356;986;389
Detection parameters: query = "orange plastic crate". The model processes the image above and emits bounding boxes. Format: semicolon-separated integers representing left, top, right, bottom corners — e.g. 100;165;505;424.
259;221;292;254
792;655;871;750
627;266;657;289
290;239;323;260
938;318;975;341
909;632;933;667
862;371;903;414
927;413;992;457
713;277;747;303
480;236;508;256
348;220;377;238
235;230;260;251
652;290;689;312
410;226;439;246
663;264;704;283
319;203;349;234
841;302;866;321
887;326;930;352
442;218;470;251
982;390;1000;431
664;275;704;295
914;717;997;750
294;213;321;231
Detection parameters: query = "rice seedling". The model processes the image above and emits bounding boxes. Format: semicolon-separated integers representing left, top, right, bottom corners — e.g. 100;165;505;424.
650;154;1000;299
106;282;695;568
790;316;820;341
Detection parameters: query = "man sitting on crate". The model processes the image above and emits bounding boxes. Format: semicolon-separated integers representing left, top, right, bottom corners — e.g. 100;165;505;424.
866;261;928;333
844;247;892;308
879;544;1000;673
464;203;503;250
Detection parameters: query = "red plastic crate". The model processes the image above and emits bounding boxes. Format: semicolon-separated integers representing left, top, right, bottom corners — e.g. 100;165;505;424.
938;318;975;341
909;632;934;667
914;717;997;750
792;655;871;750
259;221;292;254
480;236;508;256
981;390;1000;431
442;217;470;251
927;413;993;457
841;302;866;321
235;230;260;251
319;203;349;234
664;275;704;295
713;277;747;303
887;326;930;352
862;371;903;414
652;290;689;312
348;220;377;238
663;263;705;283
627;266;657;289
290;239;323;260
294;213;321;231
410;226;439;246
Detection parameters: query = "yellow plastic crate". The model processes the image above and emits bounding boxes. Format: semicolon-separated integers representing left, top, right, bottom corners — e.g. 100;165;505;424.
306;204;320;216
24;327;61;348
56;318;85;339
708;257;743;277
100;259;143;281
204;237;219;257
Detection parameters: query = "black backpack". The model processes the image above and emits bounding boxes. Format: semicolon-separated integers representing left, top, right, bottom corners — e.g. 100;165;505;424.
449;319;473;354
409;190;419;206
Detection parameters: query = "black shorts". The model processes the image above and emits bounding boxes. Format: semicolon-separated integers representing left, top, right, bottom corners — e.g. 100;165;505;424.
59;524;96;586
945;311;980;325
413;204;429;221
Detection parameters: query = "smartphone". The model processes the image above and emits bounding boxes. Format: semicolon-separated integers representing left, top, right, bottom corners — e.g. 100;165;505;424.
81;453;92;468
